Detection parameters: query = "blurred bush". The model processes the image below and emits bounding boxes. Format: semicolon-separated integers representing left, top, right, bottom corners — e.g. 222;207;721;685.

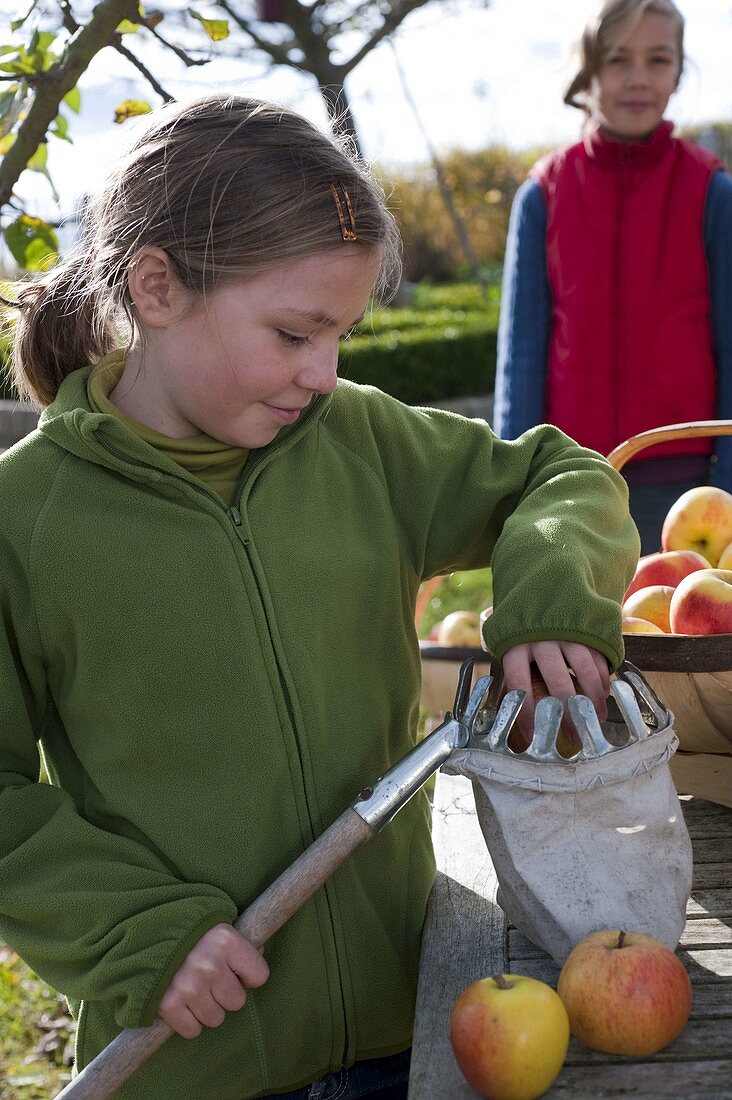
387;145;540;284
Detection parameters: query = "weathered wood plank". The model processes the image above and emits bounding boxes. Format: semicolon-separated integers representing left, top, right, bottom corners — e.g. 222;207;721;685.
562;1018;732;1064
687;888;732;916
692;863;732;889
688;837;732;864
408;773;507;1100
545;1059;732;1097
683;811;732;839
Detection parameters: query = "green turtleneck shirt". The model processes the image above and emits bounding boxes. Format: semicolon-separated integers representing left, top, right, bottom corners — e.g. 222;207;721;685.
87;351;248;507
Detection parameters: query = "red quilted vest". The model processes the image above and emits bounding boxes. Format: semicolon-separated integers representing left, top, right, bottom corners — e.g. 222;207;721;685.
532;121;722;460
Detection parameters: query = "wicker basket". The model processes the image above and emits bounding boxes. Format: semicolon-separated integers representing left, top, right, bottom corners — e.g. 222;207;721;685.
607;420;732;807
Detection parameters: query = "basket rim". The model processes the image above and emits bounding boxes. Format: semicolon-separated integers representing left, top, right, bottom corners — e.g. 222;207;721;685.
418;637;732;674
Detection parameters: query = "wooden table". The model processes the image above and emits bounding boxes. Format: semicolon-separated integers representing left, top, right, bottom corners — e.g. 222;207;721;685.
408;771;732;1099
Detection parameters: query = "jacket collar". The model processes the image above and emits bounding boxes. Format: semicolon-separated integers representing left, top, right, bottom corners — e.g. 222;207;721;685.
38;364;332;492
583;119;674;170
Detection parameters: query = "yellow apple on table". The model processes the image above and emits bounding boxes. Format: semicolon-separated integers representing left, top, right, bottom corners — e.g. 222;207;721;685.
661;485;732;566
621;585;673;633
669;568;732;635
623;549;711;600
622;615;666;635
450;973;569;1100
437;610;482;648
557;930;692;1056
719;540;732;570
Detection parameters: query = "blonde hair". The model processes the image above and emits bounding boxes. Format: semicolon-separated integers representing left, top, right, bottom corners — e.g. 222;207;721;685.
8;95;402;407
564;0;684;112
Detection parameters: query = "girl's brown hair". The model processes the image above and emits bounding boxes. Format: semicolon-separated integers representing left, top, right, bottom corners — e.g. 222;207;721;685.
8;95;402;407
564;0;684;112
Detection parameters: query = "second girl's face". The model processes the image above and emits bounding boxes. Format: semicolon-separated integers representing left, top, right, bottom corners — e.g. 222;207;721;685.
590;11;681;140
138;247;381;448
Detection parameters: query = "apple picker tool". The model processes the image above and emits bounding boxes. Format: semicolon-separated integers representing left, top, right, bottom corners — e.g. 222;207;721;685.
57;660;690;1099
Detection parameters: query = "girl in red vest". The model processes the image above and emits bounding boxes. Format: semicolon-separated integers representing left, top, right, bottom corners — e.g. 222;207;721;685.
494;0;732;552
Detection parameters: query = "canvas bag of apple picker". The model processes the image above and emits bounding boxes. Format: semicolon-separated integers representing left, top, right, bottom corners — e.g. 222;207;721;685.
445;662;693;965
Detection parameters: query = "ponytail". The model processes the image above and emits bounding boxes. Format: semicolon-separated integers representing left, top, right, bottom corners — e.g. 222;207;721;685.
8;253;117;408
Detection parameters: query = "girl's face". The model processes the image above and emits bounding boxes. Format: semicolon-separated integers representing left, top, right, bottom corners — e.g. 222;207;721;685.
126;247;380;447
590;11;681;140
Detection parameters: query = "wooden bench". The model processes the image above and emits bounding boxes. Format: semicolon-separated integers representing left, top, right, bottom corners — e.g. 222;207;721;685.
408;771;732;1099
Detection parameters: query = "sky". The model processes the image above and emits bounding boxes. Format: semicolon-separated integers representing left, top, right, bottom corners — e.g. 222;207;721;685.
3;0;732;220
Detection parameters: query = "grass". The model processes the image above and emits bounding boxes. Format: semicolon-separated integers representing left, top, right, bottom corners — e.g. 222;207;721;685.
0;947;74;1098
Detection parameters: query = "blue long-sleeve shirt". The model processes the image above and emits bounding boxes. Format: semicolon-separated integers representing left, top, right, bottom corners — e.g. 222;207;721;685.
494;170;732;489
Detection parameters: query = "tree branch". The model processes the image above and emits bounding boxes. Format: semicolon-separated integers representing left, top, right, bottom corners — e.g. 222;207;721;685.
114;41;175;101
61;0;174;104
0;0;139;208
216;0;299;68
341;0;434;75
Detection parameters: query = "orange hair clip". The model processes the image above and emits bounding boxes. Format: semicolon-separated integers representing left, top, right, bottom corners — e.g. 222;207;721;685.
330;182;357;241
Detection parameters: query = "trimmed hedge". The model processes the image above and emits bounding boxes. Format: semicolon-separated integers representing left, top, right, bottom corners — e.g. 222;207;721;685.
342;317;496;404
344;282;499;404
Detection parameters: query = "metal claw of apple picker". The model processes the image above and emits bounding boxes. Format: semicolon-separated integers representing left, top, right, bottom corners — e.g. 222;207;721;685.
351;659;525;833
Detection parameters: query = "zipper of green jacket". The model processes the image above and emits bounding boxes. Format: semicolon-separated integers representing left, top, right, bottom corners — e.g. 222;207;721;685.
96;405;353;1066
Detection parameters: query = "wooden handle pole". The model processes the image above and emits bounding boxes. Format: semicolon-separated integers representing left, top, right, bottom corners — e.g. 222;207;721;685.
55;807;374;1100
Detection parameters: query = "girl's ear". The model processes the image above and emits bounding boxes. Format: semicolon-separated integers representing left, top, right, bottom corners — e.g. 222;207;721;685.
128;247;190;327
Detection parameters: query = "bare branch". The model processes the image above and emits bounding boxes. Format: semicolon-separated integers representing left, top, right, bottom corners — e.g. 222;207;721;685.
139;16;209;68
217;0;298;68
0;0;139;208
61;0;174;102
114;41;175;101
341;0;434;74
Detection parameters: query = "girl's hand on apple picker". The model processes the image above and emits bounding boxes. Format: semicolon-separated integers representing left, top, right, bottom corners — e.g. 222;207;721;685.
158;922;269;1039
502;641;610;741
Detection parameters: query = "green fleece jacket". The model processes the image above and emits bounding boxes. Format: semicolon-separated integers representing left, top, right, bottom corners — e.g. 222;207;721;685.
0;367;638;1098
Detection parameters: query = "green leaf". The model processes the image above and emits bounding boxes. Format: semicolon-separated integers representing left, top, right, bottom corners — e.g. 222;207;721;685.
26;141;47;171
11;1;38;31
3;215;59;272
50;113;71;142
63;86;81;113
113;99;152;124
0;132;16;155
116;19;141;33
0;83;26;137
188;8;229;41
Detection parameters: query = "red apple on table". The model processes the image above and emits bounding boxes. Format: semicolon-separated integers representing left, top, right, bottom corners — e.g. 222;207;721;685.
437;610;482;648
661;485;732;566
557;930;692;1055
450;973;570;1100
622;615;666;635
669;568;732;635
622;585;673;633
623;549;711;600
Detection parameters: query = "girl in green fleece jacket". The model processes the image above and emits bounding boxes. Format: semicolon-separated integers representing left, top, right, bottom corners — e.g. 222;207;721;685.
0;96;638;1100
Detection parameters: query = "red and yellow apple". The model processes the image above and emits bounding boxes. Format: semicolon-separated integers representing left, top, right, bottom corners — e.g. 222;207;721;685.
669;568;732;635
661;485;732;566
719;541;732;570
437;610;482;648
450;973;570;1100
623;549;711;600
622;616;665;635
557;930;692;1055
621;585;674;633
